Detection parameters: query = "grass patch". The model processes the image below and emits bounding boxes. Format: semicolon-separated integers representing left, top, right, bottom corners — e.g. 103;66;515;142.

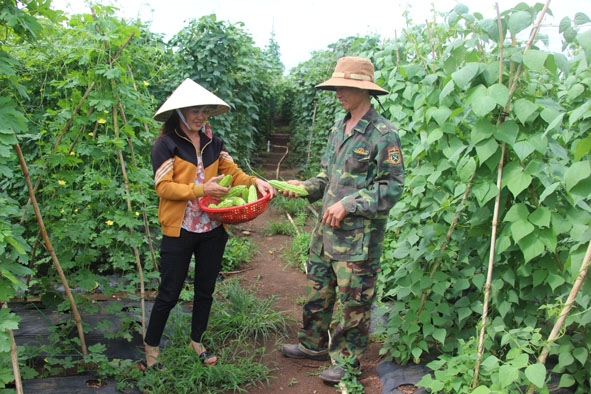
116;278;290;393
280;231;310;273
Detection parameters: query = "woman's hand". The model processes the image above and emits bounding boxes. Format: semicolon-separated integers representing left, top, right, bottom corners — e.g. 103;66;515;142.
203;175;231;198
255;178;276;197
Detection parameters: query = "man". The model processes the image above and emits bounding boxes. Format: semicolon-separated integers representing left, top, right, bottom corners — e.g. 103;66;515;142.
278;56;405;384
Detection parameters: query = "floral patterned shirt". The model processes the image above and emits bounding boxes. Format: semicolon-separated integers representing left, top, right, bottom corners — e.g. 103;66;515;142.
182;155;221;233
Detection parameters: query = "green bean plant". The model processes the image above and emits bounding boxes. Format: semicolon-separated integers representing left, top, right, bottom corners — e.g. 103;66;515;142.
284;2;591;392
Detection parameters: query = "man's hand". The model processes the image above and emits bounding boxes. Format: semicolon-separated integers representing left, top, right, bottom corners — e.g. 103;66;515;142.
322;201;346;229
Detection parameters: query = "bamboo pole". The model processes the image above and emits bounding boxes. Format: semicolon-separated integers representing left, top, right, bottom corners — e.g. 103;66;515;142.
111;103;147;337
3;303;23;394
14;142;88;356
472;1;551;388
525;239;591;394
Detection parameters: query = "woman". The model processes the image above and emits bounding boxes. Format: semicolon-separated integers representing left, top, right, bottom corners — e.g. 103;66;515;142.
143;78;275;368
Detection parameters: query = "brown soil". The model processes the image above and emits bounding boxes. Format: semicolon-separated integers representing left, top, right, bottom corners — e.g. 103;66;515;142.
223;206;385;394
216;129;417;393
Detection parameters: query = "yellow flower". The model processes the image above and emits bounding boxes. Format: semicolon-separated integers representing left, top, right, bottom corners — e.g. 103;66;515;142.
97;118;107;124
106;220;114;226
74;209;79;213
60;209;65;214
143;81;149;87
58;180;66;186
88;132;94;137
135;211;140;216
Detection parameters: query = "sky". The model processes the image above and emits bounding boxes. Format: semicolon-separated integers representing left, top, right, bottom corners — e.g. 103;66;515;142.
51;0;587;71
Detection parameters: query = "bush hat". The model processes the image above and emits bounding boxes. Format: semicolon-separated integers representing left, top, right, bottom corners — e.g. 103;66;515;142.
316;56;388;96
154;78;231;122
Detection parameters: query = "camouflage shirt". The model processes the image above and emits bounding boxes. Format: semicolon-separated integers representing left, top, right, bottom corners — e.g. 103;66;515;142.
304;106;405;262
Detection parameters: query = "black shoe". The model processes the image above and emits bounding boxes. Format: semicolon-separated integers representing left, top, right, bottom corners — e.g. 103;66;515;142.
281;343;329;361
319;360;360;384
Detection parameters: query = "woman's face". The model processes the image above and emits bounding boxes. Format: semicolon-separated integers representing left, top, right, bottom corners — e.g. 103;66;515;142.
335;87;368;112
179;106;215;132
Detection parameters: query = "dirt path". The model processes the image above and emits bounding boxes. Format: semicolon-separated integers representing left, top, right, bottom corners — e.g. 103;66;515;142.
225;207;383;394
219;130;384;393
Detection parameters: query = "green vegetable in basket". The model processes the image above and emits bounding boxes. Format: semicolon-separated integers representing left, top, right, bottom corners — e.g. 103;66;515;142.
248;184;258;203
225;185;247;198
218;174;232;187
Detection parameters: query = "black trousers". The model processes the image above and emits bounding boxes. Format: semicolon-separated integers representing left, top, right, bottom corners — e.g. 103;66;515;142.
144;226;228;347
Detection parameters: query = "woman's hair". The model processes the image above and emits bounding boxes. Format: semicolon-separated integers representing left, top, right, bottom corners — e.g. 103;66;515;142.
159;110;180;136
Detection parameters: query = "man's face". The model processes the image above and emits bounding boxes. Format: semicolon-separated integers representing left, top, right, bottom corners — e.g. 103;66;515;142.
335;87;366;112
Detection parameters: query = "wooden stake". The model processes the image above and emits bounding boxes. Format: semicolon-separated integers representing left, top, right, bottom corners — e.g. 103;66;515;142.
13;142;88;356
472;1;551;388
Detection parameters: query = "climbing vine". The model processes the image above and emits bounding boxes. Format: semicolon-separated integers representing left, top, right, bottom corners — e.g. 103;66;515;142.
285;3;591;393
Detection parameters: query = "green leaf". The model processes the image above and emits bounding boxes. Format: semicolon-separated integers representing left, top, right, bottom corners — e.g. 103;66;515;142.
475;138;499;164
538;228;557;252
518;233;546;263
512;140;536;161
504;203;529;222
511;219;535;243
523;50;549;72
472;119;495;144
498;364;519;388
472;95;497;117
539;182;560;203
525;363;547;388
495;120;518;145
457;157;477;182
564;161;591;192
547;272;566;291
514;98;538;124
568;100;591;126
488;83;509;107
431;107;452;125
508;11;532;36
439;80;455;103
575;136;591;161
573;347;588;366
559;374;576;389
479;18;501;42
451;62;481;89
577;29;591;65
567;83;585;102
529;207;551;228
0;309;19;331
432;328;446;345
503;161;532;197
472;181;499;207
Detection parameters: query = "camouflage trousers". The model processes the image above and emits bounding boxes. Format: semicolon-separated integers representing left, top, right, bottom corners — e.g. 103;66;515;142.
298;252;379;365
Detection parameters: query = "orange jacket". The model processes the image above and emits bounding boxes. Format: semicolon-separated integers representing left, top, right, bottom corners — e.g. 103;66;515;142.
151;127;256;237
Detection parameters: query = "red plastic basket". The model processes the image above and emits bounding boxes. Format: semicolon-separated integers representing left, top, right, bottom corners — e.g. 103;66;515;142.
199;192;272;224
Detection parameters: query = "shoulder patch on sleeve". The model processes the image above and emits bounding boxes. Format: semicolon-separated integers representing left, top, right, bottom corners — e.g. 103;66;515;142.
387;147;402;165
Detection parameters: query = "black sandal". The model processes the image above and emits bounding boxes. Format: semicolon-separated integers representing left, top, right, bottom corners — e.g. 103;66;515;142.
199;352;217;366
137;360;165;372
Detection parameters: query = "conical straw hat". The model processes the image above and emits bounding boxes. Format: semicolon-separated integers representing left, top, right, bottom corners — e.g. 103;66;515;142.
154;78;231;121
